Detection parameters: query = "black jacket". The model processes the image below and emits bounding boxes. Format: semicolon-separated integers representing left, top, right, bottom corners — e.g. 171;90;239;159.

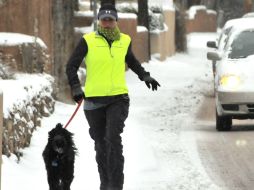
66;36;150;88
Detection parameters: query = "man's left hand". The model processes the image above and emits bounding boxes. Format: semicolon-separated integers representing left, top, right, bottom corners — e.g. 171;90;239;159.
143;76;160;91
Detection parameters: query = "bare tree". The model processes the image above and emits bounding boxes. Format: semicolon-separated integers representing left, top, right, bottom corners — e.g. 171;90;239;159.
200;0;218;9
187;0;201;8
175;5;187;52
74;0;79;11
219;0;244;25
100;0;115;6
52;0;76;102
173;0;188;9
138;0;149;28
137;0;150;59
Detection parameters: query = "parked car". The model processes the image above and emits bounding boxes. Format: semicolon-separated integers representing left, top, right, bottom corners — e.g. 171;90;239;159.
242;12;254;18
207;18;254;77
207;18;242;77
207;25;254;131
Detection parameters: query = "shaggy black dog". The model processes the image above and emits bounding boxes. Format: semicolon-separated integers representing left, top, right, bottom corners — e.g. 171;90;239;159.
42;123;77;190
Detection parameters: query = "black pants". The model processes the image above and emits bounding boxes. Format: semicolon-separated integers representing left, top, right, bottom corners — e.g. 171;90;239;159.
84;95;129;190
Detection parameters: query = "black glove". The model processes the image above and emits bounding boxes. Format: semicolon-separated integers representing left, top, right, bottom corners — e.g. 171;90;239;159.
71;84;85;103
143;76;160;91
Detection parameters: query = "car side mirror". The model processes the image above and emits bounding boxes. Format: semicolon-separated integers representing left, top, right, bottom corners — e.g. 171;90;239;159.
207;41;217;48
207;51;221;61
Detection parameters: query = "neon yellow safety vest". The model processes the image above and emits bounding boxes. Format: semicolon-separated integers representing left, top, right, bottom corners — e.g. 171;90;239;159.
83;32;131;97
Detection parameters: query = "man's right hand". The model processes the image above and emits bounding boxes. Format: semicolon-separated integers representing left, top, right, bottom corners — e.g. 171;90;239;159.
71;84;85;103
143;76;160;91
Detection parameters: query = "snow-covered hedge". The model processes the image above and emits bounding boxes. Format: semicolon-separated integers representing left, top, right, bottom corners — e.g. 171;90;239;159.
0;32;51;75
0;74;56;159
117;2;165;31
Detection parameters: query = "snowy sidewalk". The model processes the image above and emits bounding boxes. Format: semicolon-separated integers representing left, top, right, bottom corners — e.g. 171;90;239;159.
2;33;221;190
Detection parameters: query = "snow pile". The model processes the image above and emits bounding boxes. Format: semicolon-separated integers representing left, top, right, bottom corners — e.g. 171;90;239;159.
74;10;93;17
0;32;47;49
74;25;94;34
149;0;174;11
118;13;137;19
137;26;148;32
1;74;55;117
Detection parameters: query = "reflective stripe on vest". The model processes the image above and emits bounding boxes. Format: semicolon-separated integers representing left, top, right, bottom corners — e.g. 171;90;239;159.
83;32;131;97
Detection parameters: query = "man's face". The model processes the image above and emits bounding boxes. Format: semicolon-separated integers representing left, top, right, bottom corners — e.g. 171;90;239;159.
99;17;117;29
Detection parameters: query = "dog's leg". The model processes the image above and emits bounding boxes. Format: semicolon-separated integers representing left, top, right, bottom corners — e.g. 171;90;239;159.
61;161;74;190
47;169;61;190
62;178;73;190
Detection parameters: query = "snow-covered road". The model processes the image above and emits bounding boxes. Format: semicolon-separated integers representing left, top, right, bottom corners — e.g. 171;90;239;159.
2;33;227;190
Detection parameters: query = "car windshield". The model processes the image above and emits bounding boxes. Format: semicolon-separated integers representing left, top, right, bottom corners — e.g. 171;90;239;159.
228;30;254;59
217;27;232;50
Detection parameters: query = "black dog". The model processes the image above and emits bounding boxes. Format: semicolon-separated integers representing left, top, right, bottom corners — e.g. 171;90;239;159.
42;123;77;190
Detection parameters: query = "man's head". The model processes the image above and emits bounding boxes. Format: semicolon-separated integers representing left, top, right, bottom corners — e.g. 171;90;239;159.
98;3;118;29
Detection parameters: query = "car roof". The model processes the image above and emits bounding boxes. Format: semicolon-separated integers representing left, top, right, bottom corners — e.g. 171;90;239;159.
230;24;254;35
242;12;254;18
223;17;254;31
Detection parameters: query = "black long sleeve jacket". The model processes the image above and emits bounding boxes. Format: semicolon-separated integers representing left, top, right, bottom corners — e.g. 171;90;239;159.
66;36;149;88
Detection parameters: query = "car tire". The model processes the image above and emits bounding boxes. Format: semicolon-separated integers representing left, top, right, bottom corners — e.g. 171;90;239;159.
216;110;232;131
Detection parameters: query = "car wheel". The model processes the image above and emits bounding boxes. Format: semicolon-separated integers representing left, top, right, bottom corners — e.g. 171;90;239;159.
216;110;232;131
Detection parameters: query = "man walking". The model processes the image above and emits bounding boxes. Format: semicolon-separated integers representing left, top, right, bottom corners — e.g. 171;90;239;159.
66;3;160;190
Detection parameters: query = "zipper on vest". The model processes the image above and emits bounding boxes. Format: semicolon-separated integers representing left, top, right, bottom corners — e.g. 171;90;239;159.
109;47;113;57
108;43;113;58
99;36;114;93
101;36;114;58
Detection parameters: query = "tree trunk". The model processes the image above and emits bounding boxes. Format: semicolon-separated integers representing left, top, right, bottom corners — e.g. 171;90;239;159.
187;0;201;8
252;0;254;11
175;8;187;52
100;0;115;6
52;0;75;102
219;0;244;25
200;0;217;9
74;0;79;11
138;0;150;59
174;0;188;10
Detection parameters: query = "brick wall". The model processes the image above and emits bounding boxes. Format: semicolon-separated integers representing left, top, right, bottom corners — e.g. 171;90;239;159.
117;16;149;63
150;9;176;61
0;0;53;54
185;6;217;33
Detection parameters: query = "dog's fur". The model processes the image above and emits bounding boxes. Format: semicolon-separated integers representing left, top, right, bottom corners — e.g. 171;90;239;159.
42;123;77;190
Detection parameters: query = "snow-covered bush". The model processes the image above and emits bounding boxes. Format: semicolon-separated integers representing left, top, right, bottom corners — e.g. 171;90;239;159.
0;33;51;74
0;52;15;79
116;3;138;14
149;11;165;31
149;5;164;31
1;74;56;159
0;63;10;79
117;2;165;31
149;4;163;13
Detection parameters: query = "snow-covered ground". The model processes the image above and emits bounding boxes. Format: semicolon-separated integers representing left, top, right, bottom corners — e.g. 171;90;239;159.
1;32;220;190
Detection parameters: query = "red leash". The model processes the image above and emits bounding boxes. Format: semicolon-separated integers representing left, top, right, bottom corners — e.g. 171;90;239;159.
64;100;83;129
